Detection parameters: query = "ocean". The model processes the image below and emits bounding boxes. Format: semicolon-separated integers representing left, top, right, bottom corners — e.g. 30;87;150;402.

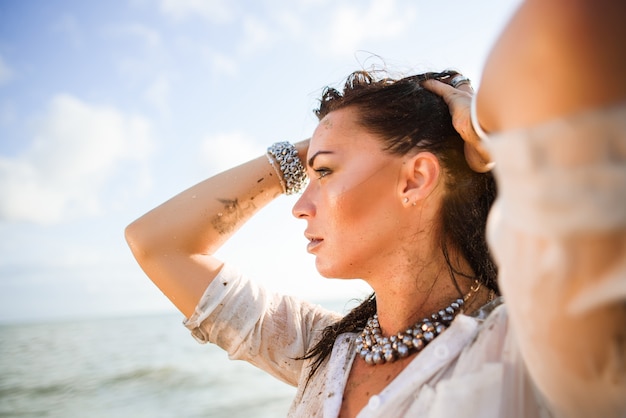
1;308;341;418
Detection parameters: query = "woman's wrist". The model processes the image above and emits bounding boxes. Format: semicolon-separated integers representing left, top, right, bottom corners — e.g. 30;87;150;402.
266;141;309;195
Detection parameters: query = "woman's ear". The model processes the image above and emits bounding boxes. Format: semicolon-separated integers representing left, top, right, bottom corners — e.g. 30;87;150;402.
399;151;441;204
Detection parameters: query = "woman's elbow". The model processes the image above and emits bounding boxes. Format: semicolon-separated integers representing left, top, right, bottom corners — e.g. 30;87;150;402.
124;218;155;264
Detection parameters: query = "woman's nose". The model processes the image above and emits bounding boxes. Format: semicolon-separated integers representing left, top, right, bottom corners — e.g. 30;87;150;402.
292;185;314;219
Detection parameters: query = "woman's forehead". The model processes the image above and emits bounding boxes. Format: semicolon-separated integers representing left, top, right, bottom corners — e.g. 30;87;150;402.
310;108;374;150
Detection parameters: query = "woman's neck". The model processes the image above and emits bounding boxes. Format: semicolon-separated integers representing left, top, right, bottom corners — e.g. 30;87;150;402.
368;248;483;337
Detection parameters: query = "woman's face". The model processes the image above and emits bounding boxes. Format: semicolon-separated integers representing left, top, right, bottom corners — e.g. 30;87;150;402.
292;107;410;280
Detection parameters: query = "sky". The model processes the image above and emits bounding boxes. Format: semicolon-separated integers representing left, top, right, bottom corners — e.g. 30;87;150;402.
0;0;522;323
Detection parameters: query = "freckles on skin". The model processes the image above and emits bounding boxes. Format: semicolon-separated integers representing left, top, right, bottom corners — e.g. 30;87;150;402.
316;157;404;277
305;107;410;279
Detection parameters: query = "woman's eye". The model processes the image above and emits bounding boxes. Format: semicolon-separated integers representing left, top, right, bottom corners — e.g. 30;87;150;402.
314;168;331;179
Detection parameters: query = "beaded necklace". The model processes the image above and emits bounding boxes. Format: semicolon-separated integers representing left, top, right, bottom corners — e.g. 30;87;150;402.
356;281;481;366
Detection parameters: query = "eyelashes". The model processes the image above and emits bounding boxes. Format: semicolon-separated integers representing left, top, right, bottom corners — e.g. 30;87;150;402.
314;167;331;179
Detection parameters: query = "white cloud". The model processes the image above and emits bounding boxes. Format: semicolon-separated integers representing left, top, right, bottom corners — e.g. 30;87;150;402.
322;0;416;56
106;24;163;82
159;0;235;23
51;14;83;48
0;55;14;86
207;50;239;77
0;94;153;224
200;132;264;173
0;100;16;125
106;23;161;49
144;74;171;116
237;15;274;56
272;10;307;41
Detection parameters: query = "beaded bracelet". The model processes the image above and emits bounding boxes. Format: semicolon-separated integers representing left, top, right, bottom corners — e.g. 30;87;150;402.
470;95;496;171
470;94;490;142
266;141;308;195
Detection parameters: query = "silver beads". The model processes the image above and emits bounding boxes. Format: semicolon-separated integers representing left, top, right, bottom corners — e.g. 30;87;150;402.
356;297;465;366
266;141;307;195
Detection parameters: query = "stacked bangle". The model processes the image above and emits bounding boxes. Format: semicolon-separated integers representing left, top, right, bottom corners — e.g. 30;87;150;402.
266;141;308;195
470;94;490;142
470;95;496;171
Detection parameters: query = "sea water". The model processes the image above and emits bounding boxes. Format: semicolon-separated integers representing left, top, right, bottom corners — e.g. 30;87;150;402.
0;312;304;418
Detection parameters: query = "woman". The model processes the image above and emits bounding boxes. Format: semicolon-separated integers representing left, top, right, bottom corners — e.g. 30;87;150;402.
125;70;502;417
126;1;626;416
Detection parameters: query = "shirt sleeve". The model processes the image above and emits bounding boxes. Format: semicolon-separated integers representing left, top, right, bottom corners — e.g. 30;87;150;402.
485;103;626;417
183;263;341;387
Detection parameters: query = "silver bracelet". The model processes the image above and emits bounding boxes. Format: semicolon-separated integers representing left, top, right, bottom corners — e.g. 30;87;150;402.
470;94;490;142
266;141;308;195
266;153;287;194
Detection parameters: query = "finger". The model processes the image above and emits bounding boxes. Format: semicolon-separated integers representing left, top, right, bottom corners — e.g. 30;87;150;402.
455;83;473;94
422;79;456;97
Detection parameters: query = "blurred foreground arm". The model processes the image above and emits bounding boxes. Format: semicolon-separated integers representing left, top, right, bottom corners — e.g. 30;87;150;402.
477;0;626;130
475;0;626;416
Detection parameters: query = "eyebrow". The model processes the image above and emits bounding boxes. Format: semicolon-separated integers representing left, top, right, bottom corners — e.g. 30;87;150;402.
307;150;334;167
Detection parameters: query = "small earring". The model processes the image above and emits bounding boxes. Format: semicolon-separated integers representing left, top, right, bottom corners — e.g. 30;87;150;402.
403;197;409;203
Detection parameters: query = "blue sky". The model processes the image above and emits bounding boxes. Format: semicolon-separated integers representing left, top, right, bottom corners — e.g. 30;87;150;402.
0;0;521;323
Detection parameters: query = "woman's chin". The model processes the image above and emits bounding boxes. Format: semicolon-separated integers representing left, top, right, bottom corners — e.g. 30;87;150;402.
315;260;354;280
314;259;336;279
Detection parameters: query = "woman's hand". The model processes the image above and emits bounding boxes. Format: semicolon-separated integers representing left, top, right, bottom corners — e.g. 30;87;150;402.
422;78;493;173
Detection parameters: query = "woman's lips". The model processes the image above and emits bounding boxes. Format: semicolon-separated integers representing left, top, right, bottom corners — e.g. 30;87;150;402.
304;232;323;253
306;238;323;253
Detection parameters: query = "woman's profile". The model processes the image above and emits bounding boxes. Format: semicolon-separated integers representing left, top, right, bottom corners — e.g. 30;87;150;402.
126;70;501;416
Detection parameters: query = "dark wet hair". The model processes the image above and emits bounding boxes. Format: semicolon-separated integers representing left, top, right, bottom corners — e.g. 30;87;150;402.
299;70;498;383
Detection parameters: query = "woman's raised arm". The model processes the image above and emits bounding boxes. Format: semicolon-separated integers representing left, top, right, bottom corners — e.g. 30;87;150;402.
125;140;308;318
